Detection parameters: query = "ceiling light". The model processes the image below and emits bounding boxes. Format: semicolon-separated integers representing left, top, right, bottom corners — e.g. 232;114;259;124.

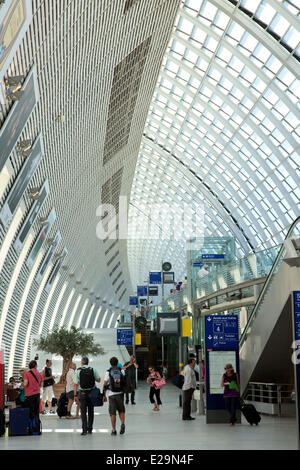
4;75;24;87
38;217;49;227
5;85;23;101
17;139;32;157
28;188;40;200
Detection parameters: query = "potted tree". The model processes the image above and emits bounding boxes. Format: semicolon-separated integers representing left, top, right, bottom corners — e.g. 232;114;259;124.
33;326;105;398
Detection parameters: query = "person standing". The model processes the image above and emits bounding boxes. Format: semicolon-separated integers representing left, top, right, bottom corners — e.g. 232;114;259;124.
103;357;126;436
182;358;196;421
221;363;240;426
198;264;209;278
122;355;138;405
147;366;162;411
41;359;56;414
23;360;43;426
66;362;80;419
16;368;27;407
74;357;100;436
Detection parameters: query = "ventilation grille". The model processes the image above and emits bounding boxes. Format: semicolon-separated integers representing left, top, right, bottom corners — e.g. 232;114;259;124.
103;37;152;164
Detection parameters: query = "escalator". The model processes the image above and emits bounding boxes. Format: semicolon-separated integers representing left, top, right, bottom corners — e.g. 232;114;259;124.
239;217;300;396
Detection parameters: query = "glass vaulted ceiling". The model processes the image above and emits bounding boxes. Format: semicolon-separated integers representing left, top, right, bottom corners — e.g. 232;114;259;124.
128;0;300;288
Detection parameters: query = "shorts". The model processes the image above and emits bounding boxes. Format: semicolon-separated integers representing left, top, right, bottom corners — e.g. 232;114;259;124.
108;393;125;416
42;386;53;403
66;390;74;400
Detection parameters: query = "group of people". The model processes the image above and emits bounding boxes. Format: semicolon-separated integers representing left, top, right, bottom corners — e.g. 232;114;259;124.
170;277;187;295
182;357;240;425
8;353;239;436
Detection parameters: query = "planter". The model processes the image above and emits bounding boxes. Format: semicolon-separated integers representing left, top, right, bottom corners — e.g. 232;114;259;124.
53;383;66;399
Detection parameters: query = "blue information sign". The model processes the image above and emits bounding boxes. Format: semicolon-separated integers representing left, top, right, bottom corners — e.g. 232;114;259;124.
205;315;239;350
202;254;225;260
149;272;162;284
293;291;300;448
205;314;240;423
129;296;138;306
137;286;147;297
294;291;300;341
117;329;133;346
193;262;204;267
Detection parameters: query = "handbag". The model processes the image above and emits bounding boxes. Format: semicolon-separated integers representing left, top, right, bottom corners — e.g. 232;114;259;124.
193;389;201;400
153;378;166;390
88;387;103;406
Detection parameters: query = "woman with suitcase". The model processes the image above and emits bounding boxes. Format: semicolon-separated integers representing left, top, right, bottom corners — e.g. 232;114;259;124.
221;364;240;426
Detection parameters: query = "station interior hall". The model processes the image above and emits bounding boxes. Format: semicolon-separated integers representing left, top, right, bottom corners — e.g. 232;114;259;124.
0;0;300;451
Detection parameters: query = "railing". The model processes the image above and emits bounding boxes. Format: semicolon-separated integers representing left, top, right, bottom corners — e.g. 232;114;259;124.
240;216;300;348
244;382;295;416
193;245;280;300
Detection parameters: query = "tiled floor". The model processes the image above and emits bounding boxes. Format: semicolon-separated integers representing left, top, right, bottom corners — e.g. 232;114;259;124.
0;384;297;450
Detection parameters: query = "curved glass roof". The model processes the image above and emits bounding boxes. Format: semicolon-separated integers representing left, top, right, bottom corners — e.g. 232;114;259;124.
128;0;300;288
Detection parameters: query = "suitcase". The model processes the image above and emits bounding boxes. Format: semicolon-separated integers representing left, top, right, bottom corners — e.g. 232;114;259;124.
57;392;68;418
9;407;30;436
241;401;261;425
0;409;5;437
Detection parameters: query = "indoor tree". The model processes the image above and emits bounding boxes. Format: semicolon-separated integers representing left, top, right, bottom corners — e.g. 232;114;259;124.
33;326;105;383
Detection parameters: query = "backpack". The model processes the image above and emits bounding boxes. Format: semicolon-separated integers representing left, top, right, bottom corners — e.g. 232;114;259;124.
78;367;95;389
108;367;125;393
28;415;42;435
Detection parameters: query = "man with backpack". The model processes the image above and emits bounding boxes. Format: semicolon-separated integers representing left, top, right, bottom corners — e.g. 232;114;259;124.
74;357;100;436
103;357;126;436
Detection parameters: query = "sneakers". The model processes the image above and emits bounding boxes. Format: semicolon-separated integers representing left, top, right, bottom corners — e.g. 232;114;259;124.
120;424;125;435
111;430;117;436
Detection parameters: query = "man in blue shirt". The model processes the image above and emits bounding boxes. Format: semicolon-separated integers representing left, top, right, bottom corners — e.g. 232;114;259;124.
74;357;100;435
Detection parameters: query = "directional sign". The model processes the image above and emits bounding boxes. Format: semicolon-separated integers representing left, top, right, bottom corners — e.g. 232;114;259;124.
205;315;239;350
137;286;147;297
202;254;225;260
294;291;300;341
149;272;162;284
129;296;138;306
117;329;133;346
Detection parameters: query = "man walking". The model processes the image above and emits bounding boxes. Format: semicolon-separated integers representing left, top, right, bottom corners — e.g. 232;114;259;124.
66;362;80;419
182;358;197;421
103;357;126;436
74;357;100;435
122;355;138;404
41;359;56;414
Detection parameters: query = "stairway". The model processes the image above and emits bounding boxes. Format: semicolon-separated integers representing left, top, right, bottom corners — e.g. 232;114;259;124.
239;257;300;395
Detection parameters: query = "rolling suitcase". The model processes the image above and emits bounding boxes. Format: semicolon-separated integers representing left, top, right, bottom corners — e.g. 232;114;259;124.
240;401;261;425
9;407;30;436
57;392;68;418
0;409;5;437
